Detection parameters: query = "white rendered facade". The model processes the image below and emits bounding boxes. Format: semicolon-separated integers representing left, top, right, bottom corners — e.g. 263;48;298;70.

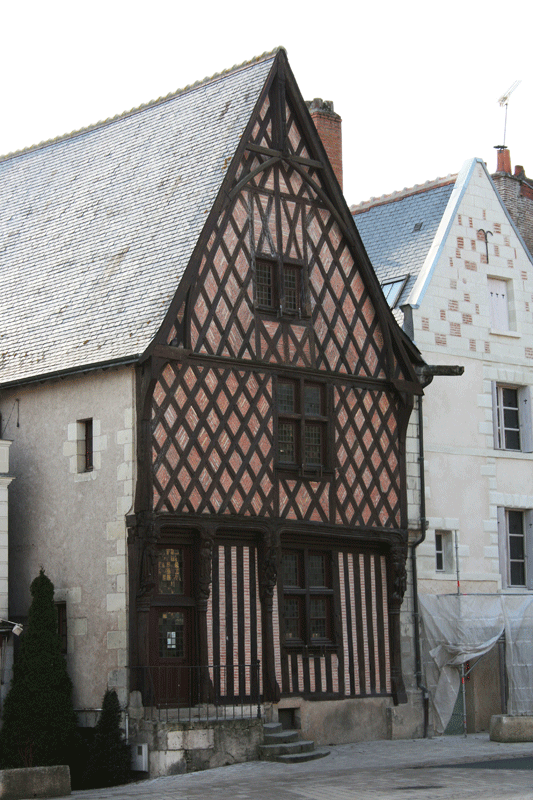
354;157;533;731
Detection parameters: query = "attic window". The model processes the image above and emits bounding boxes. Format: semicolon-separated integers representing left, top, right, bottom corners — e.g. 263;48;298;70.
381;275;409;309
413;222;423;232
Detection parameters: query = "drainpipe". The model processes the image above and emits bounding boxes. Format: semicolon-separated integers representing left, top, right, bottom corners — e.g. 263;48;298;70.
411;394;430;737
412;363;464;738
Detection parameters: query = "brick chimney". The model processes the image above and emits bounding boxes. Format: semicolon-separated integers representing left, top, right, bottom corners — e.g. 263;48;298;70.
495;147;512;174
306;99;342;189
492;148;533;257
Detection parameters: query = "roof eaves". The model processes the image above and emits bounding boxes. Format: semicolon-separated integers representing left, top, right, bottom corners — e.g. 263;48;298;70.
351;175;457;216
0;354;140;391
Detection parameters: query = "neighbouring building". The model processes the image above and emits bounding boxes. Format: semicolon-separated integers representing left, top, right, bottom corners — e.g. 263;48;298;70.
352;152;533;734
0;49;425;773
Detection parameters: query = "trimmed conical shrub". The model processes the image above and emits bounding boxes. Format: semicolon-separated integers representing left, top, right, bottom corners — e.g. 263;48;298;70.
83;689;130;788
0;569;77;768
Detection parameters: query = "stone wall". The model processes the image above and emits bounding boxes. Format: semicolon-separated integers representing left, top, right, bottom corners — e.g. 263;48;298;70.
129;716;263;777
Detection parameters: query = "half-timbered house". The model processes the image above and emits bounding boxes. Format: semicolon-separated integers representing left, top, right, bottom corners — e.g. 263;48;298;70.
0;49;424;768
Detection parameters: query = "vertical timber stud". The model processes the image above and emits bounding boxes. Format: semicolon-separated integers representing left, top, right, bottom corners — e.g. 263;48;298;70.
197;527;214;702
259;530;281;702
388;539;408;705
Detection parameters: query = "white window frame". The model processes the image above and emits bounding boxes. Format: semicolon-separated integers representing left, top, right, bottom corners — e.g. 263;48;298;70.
381;275;409;309
435;530;454;573
492;383;533;453
497;507;533;589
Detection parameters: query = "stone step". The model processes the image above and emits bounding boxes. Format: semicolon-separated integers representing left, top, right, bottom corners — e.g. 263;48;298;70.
263;729;300;745
262;722;283;735
275;748;330;764
259;739;315;760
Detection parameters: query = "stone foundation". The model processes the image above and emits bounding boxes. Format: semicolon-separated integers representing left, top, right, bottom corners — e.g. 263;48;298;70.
130;717;264;777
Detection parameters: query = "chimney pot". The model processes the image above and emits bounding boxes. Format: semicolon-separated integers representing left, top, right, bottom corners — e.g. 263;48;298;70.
496;147;512;174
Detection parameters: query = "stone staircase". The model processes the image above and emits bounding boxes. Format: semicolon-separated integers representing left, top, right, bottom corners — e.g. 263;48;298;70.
259;722;330;763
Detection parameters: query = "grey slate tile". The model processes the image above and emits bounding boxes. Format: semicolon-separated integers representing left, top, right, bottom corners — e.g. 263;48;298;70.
0;54;276;385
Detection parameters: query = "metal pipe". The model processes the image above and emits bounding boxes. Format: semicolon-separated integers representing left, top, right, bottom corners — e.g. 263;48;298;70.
411;395;430;737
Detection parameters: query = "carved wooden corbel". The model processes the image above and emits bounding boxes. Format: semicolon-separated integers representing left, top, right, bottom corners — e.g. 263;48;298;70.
387;539;408;705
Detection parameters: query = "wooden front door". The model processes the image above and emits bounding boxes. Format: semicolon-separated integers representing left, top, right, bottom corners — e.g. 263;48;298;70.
149;606;193;705
149;545;195;706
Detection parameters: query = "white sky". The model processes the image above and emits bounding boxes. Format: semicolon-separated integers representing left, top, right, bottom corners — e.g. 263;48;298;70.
1;0;531;205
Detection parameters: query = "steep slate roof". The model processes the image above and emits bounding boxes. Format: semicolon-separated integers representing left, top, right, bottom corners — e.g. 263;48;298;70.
352;179;455;316
0;51;278;386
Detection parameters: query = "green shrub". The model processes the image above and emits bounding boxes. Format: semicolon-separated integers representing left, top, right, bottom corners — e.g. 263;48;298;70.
83;689;130;788
0;569;77;768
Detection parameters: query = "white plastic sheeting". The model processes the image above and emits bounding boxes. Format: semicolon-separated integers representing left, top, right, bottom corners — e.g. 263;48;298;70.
419;594;533;733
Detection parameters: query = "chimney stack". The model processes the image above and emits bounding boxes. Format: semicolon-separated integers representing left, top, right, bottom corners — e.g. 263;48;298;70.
306;99;343;189
495;146;512;174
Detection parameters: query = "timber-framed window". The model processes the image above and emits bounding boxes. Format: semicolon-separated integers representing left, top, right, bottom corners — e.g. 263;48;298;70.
255;255;307;318
281;549;334;648
277;378;329;472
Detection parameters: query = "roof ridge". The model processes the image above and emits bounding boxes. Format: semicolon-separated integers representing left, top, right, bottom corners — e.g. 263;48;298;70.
0;47;284;164
350;173;457;214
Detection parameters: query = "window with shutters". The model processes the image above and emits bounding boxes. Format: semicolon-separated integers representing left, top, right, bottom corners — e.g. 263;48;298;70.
492;384;533;452
498;509;533;589
488;277;513;332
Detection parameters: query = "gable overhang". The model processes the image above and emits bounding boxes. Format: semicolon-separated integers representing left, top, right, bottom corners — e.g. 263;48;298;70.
407;159;476;310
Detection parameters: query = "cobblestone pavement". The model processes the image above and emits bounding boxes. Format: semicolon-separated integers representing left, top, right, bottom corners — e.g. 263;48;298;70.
68;735;533;800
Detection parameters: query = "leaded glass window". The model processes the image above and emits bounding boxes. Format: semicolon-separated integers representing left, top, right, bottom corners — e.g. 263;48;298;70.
158;548;184;595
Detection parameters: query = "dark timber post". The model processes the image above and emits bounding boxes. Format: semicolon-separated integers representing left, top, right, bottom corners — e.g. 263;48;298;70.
259;530;281;703
197;528;214;703
388;539;408;705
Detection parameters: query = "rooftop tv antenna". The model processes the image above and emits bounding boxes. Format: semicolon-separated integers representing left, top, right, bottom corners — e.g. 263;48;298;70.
496;80;521;148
